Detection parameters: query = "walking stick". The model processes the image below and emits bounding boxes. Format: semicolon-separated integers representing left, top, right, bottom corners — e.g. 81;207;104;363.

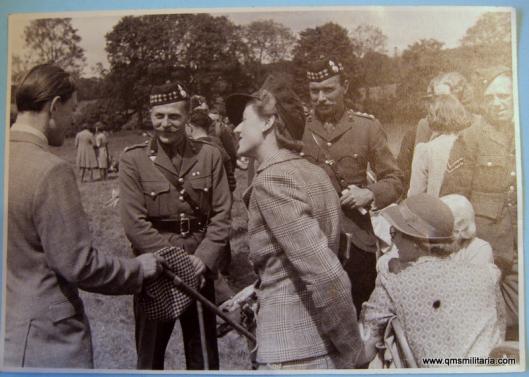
196;301;210;370
162;269;257;343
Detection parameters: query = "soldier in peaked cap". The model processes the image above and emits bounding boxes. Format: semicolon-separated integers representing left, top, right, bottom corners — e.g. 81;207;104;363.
119;82;232;369
440;66;519;340
301;57;403;316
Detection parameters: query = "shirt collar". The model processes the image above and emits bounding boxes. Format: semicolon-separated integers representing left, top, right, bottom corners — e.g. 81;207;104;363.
11;122;48;144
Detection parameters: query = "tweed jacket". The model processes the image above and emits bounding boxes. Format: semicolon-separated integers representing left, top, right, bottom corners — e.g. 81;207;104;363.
119;137;231;273
5;130;144;368
243;149;363;367
302;109;403;253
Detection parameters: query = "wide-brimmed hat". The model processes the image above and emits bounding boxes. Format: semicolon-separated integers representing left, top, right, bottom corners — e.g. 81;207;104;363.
382;194;454;242
225;74;305;140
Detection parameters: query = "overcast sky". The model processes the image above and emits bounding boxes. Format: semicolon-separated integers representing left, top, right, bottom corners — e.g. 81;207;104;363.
9;6;507;77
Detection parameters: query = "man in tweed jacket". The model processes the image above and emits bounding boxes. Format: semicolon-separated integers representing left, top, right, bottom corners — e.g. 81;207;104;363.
226;74;364;369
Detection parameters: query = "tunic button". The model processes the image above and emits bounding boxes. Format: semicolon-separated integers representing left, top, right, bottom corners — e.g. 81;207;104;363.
508;203;513;207
180;189;185;194
487;162;492;167
179;196;184;201
204;188;209;192
150;192;156;197
327;142;332;147
196;171;200;176
178;178;184;183
510;186;515;191
511;171;516;177
299;152;305;157
353;153;358;158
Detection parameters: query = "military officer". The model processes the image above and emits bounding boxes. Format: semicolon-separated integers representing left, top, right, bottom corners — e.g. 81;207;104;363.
301;57;403;315
440;67;518;339
119;82;232;369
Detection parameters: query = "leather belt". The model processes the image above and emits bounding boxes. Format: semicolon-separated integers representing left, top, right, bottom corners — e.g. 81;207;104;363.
149;215;206;237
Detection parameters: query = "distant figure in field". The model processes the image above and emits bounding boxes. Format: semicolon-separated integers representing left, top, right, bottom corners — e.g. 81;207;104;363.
75;124;98;182
95;122;109;180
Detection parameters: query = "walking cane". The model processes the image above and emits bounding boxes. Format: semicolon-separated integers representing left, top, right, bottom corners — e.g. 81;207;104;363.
196;301;210;370
162;269;257;343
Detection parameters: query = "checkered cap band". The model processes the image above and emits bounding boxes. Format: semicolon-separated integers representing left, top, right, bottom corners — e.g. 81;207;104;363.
138;246;198;321
306;60;344;81
150;83;188;106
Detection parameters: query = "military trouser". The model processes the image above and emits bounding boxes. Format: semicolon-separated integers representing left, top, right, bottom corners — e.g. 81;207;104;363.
343;243;377;318
134;278;219;370
501;251;518;341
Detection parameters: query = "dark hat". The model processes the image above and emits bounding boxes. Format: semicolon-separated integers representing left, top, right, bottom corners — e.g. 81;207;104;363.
149;82;189;107
306;57;345;82
190;95;208;111
225;74;305;140
382;194;454;242
189;109;212;130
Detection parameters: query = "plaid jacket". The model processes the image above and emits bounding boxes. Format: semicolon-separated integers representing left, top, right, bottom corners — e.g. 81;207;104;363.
243;149;363;367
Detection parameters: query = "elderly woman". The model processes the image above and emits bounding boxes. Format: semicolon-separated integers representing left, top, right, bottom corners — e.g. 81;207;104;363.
377;193;493;274
361;194;505;367
441;194;494;265
226;75;364;369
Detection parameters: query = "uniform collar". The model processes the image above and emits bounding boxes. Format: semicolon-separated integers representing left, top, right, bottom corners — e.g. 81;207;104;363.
153;137;198;178
308;109;353;142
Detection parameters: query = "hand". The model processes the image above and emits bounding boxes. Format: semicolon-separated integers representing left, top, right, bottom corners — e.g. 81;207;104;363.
340;185;374;210
137;253;166;281
188;255;206;288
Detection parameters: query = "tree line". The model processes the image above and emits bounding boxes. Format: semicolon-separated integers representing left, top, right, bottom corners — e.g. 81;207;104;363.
11;11;512;134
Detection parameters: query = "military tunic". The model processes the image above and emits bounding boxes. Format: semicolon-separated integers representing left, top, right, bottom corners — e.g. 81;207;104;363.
119;136;231;369
302;109;403;316
440;117;518;329
302;109;403;253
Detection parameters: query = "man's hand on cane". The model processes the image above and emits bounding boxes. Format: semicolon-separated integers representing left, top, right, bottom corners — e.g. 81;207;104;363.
136;253;167;281
189;255;207;288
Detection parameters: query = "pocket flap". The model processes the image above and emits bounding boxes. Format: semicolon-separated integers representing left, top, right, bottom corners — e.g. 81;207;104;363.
142;181;171;198
477;155;506;168
189;176;212;190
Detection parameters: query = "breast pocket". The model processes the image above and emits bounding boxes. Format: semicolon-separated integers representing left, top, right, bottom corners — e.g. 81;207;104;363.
141;180;171;217
187;175;212;209
474;155;508;192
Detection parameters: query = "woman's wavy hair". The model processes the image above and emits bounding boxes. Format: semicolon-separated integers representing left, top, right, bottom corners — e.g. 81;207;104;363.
426;94;471;134
249;92;304;153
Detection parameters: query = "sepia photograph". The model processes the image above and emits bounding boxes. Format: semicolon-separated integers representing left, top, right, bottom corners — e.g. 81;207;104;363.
1;3;525;372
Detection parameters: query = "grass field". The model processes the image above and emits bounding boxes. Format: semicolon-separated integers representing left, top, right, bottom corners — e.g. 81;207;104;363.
49;123;407;370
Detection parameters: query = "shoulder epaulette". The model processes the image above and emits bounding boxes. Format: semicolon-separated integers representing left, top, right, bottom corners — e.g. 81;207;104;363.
350;109;376;120
123;141;148;152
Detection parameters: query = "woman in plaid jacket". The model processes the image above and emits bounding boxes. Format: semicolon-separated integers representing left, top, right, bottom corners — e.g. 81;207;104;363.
226;75;364;369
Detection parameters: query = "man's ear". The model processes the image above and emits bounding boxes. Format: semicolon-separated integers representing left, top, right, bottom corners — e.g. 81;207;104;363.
49;96;62;115
342;79;350;95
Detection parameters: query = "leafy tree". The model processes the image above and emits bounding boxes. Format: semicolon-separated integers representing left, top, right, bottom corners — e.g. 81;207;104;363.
23;18;86;77
461;12;511;47
350;24;388;58
396;39;448;122
242;20;296;64
104;13;250;128
292;22;358;103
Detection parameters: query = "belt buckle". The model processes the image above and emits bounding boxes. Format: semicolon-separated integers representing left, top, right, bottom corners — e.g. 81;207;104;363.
179;215;190;237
